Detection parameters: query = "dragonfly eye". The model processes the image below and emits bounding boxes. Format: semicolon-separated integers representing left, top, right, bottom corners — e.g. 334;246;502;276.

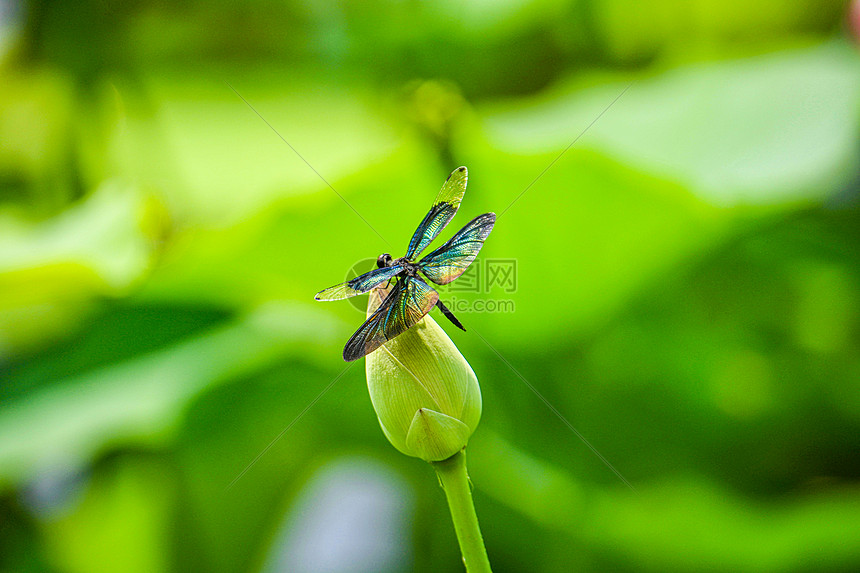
376;253;392;268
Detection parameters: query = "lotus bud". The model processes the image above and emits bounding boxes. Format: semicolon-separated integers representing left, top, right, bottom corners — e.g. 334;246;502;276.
365;286;482;462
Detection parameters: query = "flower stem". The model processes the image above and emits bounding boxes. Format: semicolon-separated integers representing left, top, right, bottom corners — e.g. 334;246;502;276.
432;450;493;572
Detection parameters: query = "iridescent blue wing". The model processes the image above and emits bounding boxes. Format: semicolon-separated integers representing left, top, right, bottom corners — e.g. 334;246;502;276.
342;276;439;361
404;166;468;260
418;213;496;285
314;265;403;301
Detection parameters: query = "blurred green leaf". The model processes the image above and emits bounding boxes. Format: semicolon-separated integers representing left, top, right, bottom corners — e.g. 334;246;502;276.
594;0;846;62
0;180;160;356
110;73;411;225
0;302;343;486
470;432;860;571
479;41;860;205
40;456;175;573
0;68;76;212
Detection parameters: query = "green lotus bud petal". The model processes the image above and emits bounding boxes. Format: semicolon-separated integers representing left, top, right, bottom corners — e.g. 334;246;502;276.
406;408;472;462
366;286;482;462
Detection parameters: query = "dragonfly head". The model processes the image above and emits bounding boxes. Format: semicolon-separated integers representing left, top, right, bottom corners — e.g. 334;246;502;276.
376;253;393;268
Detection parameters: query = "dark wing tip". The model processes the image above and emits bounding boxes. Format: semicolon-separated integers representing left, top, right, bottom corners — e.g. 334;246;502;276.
446;166;467;181
342;343;362;362
477;212;496;227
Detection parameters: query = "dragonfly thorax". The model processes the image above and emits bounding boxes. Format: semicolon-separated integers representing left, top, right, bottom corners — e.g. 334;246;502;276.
377;253;418;276
395;257;420;277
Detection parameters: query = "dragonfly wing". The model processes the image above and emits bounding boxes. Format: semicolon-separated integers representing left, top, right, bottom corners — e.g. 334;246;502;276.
404;166;468;259
314;265;403;301
418;212;496;285
343;277;439;361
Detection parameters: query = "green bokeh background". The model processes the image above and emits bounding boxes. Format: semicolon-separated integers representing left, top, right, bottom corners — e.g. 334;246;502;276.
2;1;860;572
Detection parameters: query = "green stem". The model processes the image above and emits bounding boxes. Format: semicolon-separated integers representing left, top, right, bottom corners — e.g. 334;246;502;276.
432;450;493;572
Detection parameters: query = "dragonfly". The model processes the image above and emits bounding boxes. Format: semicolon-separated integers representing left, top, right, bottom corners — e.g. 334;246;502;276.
315;166;496;361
